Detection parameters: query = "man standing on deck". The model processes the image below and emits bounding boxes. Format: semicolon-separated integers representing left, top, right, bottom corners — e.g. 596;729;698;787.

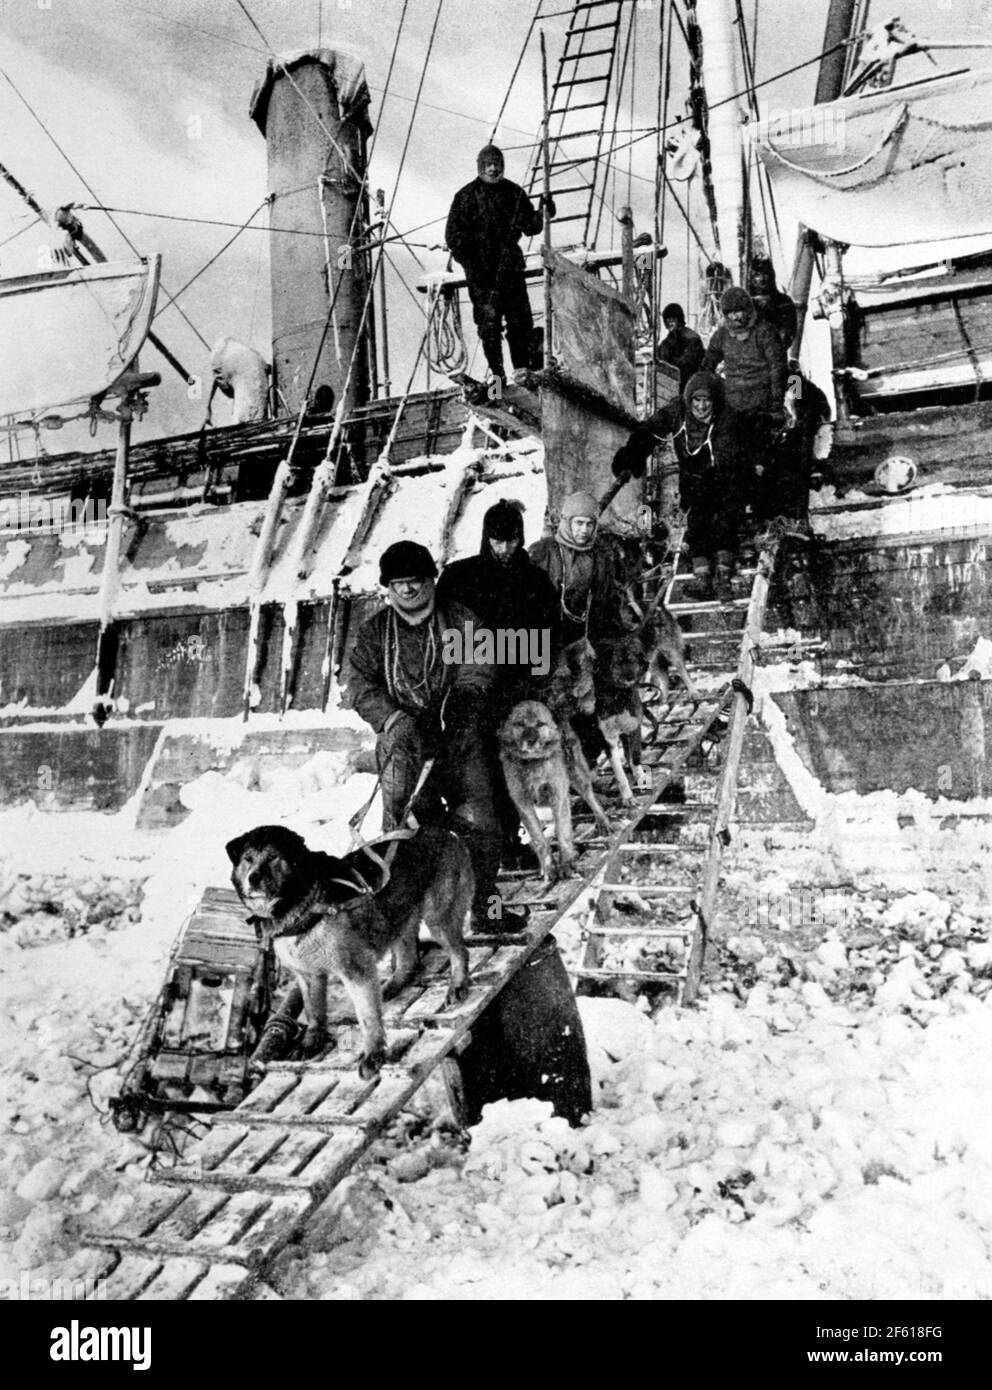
445;144;554;388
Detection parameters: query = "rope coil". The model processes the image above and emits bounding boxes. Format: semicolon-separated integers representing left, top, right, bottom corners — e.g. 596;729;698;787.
424;273;468;374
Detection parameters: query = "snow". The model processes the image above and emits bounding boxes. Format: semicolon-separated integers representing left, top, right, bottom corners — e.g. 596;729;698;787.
343;439;547;595
810;484;992;542
1;695;991;1300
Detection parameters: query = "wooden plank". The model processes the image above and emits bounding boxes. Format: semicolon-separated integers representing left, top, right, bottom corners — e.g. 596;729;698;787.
187;1190;276;1257
211;1106;370;1133
291;1130;370;1195
152;1187;230;1244
253;1127;328;1180
96;1255;163;1301
266;1071;341;1118
307;1072;378;1118
224;1192;314;1267
210;1126;289;1177
400;979;456;1023
186;1263;255;1301
237;1072;300;1114
135;1257;209;1301
167;1124;248;1179
586;925;690;939
575;965;682;983
88;1184;188;1243
350;1073;420;1124
382;981;430;1025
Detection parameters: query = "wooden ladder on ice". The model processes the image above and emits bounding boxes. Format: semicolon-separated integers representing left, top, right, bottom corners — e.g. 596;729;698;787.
575;537;781;1003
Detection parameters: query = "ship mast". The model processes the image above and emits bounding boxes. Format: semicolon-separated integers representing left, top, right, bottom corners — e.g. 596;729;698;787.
694;0;748;281
788;0;859;349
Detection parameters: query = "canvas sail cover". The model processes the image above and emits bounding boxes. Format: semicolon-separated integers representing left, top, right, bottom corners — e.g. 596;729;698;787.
542;250;641;531
249;47;371;135
0;257;160;419
750;68;992;247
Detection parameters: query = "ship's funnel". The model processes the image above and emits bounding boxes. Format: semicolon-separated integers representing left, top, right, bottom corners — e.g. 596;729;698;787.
251;48;372;416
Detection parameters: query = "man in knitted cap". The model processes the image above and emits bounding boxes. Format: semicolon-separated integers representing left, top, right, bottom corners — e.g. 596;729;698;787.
436;499;558;689
658;302;704;390
348;539;526;932
613;370;744;599
703;284;788;557
529;491;623;649
445;145;554;385
747;257;798;352
703;286;788;419
437;500;558;867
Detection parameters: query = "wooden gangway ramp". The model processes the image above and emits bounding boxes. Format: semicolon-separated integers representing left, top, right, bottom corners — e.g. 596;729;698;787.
577;538;782;1001
79;542;780;1300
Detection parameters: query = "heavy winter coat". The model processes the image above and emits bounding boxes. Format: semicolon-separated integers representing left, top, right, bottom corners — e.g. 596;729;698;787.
436;517;558;644
658;324;705;388
445;178;543;282
612;371;737;496
752;287;798;348
348;600;491;735
703;315;787;414
529;535;623;647
611;372;748;557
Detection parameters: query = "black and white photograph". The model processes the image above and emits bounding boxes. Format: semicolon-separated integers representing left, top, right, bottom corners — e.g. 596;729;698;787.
0;0;990;1329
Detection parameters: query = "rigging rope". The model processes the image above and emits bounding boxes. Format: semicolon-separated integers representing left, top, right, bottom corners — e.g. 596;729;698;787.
0;64;211;350
0;214;41;252
247;200;267;342
491;1;544;141
383;249;428;319
153;199;268;323
595;0;636;250
424;275;467;375
372;0;409;135
233;0;366;190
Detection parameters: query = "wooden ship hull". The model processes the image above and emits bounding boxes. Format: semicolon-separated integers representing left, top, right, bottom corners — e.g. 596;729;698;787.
0;3;990;824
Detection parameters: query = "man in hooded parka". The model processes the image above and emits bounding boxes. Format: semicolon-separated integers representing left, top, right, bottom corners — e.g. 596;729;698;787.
612;370;746;598
528;492;625;650
445;144;553;385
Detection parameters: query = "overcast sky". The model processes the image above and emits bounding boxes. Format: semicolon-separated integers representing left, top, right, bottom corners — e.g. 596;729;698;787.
1;0;988;447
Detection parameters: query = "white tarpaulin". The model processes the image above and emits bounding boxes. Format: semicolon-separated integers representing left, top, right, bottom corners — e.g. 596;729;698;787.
0;256;159;420
750;68;992;247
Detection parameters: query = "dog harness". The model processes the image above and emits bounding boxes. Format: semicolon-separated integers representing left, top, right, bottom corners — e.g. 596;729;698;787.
251;872;377;944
